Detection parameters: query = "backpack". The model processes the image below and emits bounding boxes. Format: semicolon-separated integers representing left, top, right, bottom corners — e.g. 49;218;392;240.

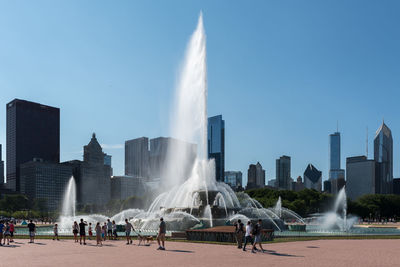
252;224;259;235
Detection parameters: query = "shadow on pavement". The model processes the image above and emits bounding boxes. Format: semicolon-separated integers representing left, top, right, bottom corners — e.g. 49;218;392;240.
263;249;303;257
307;246;319;249
167;249;194;253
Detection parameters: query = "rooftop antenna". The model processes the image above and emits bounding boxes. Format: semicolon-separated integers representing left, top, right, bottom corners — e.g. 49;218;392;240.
336;120;339;133
366;126;368;158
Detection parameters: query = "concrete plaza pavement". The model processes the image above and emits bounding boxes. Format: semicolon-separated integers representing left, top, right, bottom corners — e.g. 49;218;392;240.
1;238;399;267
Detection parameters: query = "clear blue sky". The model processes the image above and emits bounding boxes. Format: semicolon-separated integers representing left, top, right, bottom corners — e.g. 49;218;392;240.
1;0;400;185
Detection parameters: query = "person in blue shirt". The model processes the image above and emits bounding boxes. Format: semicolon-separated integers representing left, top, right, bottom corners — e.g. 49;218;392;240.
0;221;4;246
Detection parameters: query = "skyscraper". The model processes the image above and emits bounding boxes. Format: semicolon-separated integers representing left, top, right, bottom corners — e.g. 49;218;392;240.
6;99;60;192
0;144;4;184
125;137;150;178
276;156;291;190
303;164;322;192
246;162;265;189
346;156;377;200
224;171;243;190
374;121;393;194
208;115;225;182
329;131;345;194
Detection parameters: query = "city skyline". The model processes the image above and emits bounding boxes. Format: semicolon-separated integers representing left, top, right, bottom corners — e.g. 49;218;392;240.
1;1;400;185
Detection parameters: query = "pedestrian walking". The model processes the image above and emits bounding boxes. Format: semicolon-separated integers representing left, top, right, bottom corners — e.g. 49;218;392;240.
243;221;253;251
234;219;244;249
125;219;133;245
251;219;265;253
112;220;117;239
156;217;166;250
53;223;59;241
3;222;11;245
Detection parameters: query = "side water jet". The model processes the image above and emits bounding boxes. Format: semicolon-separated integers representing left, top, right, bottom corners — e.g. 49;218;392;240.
61;176;76;218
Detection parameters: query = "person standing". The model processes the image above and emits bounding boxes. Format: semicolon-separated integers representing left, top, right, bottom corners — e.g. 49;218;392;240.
157;217;166;250
53;223;59;241
9;221;15;243
0;221;4;246
95;222;102;246
88;223;93;240
243;221;253;251
79;219;87;245
27;220;36;243
251;219;265;253
102;222;107;241
124;219;133;245
73;221;79;243
3;222;11;245
112;220;117;240
234;219;244;249
107;219;113;240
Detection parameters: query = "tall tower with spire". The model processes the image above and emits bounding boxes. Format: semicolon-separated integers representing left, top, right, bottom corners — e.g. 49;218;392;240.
374;120;393;194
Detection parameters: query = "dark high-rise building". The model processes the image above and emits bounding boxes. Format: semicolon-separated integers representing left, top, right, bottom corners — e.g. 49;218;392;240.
246;162;265;189
374;121;393;194
276;156;291;190
125;137;149;178
393;178;400;195
324;180;332;193
6;99;60;192
303;164;322;192
346;156;377;200
111;175;146;201
329;131;345;194
20;159;73;211
0;144;4;184
63;133;111;207
208;115;225;182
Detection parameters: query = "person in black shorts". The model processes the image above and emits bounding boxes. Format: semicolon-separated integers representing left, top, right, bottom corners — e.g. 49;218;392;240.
27;220;36;243
79;219;88;245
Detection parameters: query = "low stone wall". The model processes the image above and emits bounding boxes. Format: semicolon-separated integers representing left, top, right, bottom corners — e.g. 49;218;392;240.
186;226;274;243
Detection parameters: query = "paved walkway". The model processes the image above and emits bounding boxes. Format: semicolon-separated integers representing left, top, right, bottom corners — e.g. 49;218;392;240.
1;239;399;267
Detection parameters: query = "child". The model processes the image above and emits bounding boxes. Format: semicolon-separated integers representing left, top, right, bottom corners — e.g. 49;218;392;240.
53;223;59;241
101;223;106;241
95;222;102;246
88;222;93;240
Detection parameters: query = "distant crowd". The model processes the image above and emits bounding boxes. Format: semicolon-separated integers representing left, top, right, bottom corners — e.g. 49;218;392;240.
0;217;167;250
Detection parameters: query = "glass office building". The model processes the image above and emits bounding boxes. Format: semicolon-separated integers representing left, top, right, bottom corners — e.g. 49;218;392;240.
374;122;393;194
208;115;225;182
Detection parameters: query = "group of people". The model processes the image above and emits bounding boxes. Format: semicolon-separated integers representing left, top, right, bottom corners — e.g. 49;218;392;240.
50;217;166;249
234;219;265;253
0;220;15;246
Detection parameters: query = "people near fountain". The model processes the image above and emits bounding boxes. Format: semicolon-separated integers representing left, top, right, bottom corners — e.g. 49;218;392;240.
73;221;79;243
28;220;36;243
88;222;93;240
79;219;88;245
112;220;117;239
251;219;265;253
102;222;107;241
242;221;253;251
95;222;102;246
53;223;59;241
157;217;166;250
3;222;11;246
9;221;15;243
107;219;113;240
234;219;244;249
0;221;4;246
124;218;133;245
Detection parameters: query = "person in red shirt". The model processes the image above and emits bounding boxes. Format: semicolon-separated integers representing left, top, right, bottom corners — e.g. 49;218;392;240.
9;221;15;243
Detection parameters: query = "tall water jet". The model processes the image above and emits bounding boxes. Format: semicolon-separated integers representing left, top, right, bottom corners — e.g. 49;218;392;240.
163;12;208;190
61;176;76;218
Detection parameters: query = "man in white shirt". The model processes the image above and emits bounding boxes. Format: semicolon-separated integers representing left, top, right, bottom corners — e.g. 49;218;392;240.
242;221;253;251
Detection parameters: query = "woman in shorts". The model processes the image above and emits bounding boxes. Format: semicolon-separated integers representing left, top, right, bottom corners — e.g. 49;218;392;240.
73;221;79;243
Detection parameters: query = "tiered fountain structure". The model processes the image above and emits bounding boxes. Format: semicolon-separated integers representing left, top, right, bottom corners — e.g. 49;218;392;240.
58;14;357;235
